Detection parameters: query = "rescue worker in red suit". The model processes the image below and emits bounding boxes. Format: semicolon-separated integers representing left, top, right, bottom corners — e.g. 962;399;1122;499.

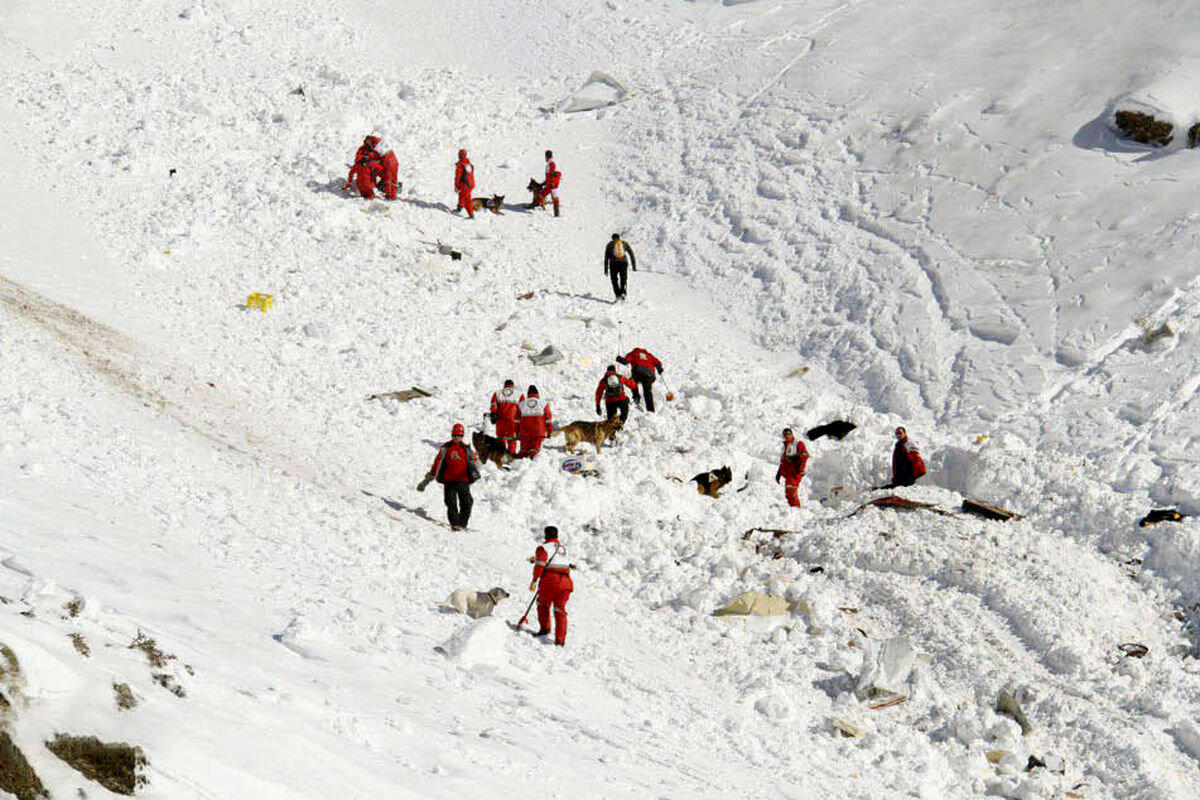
594;365;640;423
890;426;926;487
489;379;523;455
344;136;400;200
537;149;561;217
417;423;480;530
529;525;573;646
517;385;552;457
454;148;475;218
616;347;663;412
775;428;809;508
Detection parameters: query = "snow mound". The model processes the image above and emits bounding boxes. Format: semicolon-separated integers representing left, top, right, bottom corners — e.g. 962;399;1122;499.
1111;64;1200;148
557;71;629;113
435;618;510;669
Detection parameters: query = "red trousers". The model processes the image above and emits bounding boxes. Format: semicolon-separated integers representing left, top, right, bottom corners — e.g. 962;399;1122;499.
381;151;399;200
457;187;474;217
519;432;544;458
350;165;376;199
537;572;573;644
496;420;519;454
784;475;803;507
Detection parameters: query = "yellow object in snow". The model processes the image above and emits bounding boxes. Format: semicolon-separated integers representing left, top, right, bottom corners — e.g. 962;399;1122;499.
975;434;988;445
246;293;274;312
712;591;794;617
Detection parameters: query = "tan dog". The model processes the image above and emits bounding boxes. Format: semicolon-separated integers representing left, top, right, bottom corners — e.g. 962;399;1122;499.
471;194;505;214
442;587;510;619
473;431;515;469
551;417;623;454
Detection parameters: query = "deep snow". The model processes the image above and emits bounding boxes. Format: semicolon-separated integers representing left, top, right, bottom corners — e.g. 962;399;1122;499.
1;0;1198;798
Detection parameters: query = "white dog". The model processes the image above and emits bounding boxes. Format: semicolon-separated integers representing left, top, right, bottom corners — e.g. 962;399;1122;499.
442;587;510;619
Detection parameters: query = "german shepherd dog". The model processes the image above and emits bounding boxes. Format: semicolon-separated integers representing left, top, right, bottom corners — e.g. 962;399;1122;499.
551;417;623;453
473;431;515;469
471;194;505;214
527;178;546;209
692;466;733;498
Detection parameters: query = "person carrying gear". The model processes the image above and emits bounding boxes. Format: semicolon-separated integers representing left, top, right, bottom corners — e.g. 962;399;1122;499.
489;379;524;455
517;385;552;457
344;135;400;200
417;423;480;530
604;233;636;302
594;365;639;423
616;347;663;412
529;525;573;646
775;428;809;508
890;426;926;487
537;149;561;217
454;148;475;218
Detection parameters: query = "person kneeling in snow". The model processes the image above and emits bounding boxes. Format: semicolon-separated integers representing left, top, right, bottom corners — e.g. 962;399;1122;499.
417;423;479;530
344;135;400;200
776;428;809;508
890;426;926;488
529;525;573;646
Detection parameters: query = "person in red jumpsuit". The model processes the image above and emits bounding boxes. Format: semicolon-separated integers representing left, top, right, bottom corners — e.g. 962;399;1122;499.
418;423;480;530
594;365;639;423
616;347;663;412
890;426;926;487
345;135;384;199
517;385;552;457
537;149;561;217
454;148;475;218
529;525;573;646
776;427;809;508
489;379;523;455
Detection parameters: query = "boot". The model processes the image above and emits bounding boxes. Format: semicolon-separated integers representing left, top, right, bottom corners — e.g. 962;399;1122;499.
533;628;551;637
552;198;560;217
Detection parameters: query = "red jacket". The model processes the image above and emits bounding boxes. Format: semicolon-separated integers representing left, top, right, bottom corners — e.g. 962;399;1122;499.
350;142;383;183
533;538;570;581
431;440;479;484
596;372;639;405
545;159;561;190
618;348;662;374
490;387;524;427
518;396;552;436
892;438;926;485
455;158;475;190
778;439;809;480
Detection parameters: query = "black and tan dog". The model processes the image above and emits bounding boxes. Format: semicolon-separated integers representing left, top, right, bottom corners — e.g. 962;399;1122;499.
551;417;623;454
473;431;515;469
692;466;733;498
471;194;505;215
526;178;545;209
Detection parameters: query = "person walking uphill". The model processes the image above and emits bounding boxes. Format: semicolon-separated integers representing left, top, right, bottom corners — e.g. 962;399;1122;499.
417;423;480;530
604;234;636;302
890;426;926;488
517;385;553;458
775;428;809;508
616;347;663;412
489;379;523;455
595;365;639;423
454;148;475;218
529;525;573;646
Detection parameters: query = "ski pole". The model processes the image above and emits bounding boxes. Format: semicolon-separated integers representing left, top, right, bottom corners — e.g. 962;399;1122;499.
617;321;624;356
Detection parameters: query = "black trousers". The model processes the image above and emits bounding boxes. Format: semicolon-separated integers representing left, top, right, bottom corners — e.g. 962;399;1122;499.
604;398;629;423
631;367;656;412
443;482;473;527
608;261;628;300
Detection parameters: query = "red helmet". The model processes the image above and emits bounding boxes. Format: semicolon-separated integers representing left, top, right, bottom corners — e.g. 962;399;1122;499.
458;148;467;159
452;423;465;437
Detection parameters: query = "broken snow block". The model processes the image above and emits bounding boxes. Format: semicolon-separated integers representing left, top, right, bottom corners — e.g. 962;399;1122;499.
855;636;917;703
806;420;857;441
962;498;1020;522
827;717;867;739
1113;110;1173;146
556;70;629;113
366;386;434;403
995;684;1033;736
45;734;148;795
528;345;564;366
1139;508;1187;527
712;591;792;617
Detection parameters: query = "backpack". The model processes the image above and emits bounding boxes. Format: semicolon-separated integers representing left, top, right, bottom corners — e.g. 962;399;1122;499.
612;240;624;260
909;449;927;479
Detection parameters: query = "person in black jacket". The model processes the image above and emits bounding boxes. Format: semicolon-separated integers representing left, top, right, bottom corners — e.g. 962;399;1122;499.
603;234;636;302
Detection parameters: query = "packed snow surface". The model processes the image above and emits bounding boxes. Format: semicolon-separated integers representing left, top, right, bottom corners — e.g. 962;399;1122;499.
1;0;1199;798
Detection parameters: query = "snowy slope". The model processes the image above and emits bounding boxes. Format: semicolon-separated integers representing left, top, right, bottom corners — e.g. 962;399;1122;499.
1;0;1199;798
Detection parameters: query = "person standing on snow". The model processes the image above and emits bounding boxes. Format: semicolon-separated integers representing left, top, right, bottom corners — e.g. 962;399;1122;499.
417;423;480;530
775;428;809;508
454;148;475;218
594;365;639;423
890;426;926;488
616;347;663;412
537;149;562;217
529;525;573;646
517;385;553;457
604;233;636;302
489;379;524;455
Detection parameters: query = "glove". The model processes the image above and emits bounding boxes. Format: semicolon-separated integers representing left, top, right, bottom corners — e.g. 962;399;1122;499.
656;365;664;375
528;580;537;592
489;412;498;424
603;268;608;276
416;474;432;492
774;472;782;484
595;405;601;416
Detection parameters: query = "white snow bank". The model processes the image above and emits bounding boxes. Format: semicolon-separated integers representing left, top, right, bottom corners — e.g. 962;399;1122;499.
1111;62;1200;147
557;71;630;113
435;618;510;669
1143;519;1200;599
